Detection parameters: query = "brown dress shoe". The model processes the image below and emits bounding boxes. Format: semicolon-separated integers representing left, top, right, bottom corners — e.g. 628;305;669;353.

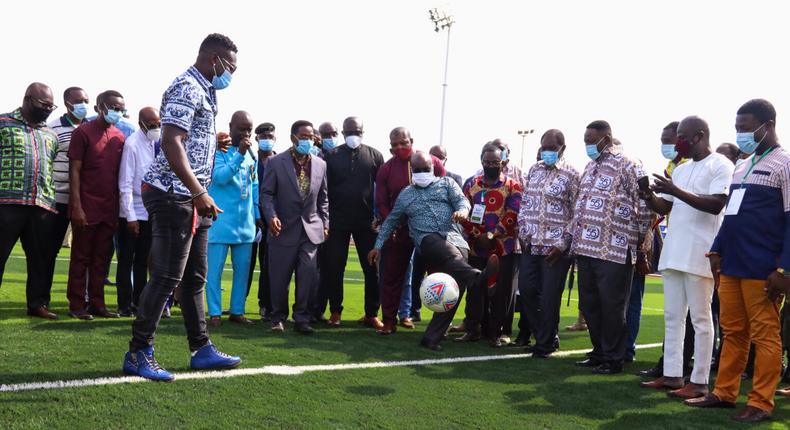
68;310;94;320
454;332;482;342
327;312;341;327
359;316;384;330
209;316;222;327
27;306;58;320
732;406;771;423
640;376;684;390
448;321;467;333
684;393;736;409
668;383;709;399
377;322;397;336
89;307;119;318
229;315;255;325
399;317;415;329
776;387;790;397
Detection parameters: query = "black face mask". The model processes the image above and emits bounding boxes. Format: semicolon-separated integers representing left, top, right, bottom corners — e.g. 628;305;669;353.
483;166;501;180
29;106;52;124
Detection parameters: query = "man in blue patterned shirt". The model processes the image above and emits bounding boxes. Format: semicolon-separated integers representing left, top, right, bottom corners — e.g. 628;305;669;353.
368;151;499;351
125;34;241;381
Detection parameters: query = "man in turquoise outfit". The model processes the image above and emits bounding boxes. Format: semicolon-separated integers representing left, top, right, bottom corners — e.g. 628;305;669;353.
206;110;261;325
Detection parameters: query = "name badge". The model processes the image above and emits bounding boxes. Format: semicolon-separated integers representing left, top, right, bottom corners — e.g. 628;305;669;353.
470;204;486;224
724;188;746;216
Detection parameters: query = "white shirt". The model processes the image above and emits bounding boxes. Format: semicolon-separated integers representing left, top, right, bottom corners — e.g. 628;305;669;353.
118;129;157;221
658;152;734;278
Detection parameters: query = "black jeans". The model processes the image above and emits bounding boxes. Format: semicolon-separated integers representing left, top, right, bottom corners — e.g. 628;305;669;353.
520;250;572;354
469;254;516;338
116;218;152;312
42;203;71;295
420;234;481;345
0;204;57;309
409;248;427;317
129;187;210;352
576;255;634;364
318;226;379;316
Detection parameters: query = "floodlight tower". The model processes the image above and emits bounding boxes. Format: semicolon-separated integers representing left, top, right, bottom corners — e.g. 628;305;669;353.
518;129;535;170
429;8;455;146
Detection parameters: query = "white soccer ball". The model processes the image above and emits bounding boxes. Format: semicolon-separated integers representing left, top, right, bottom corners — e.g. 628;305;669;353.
419;272;460;313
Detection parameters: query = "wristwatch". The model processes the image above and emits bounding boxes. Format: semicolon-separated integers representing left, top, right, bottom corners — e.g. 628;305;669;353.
777;268;790;277
486;232;494;240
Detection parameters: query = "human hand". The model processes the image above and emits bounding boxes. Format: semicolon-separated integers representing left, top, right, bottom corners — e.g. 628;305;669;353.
127;220;140;236
269;217;282;236
193;193;223;220
217;132;231;153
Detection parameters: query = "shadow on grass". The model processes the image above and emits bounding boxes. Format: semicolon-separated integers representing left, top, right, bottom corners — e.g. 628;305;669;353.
345;385;396;396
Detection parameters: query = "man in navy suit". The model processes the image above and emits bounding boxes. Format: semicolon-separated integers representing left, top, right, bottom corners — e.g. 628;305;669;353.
261;120;329;334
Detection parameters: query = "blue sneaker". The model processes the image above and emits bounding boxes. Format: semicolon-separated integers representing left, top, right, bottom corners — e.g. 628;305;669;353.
122;351;138;376
135;347;174;382
190;343;241;370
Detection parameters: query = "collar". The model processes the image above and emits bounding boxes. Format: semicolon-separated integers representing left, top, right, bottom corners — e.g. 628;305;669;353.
187;65;214;94
12;107;46;128
290;147;311;164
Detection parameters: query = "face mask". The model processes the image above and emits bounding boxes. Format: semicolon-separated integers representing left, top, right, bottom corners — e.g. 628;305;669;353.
322;138;338;150
483;166;501;180
29;106;52;124
212;57;233;90
541;150;559;166
104;107;122;125
345;135;361;149
394;146;412;161
501;148;509;162
735;123;766;154
309;145;321;156
296;139;313;155
69;102;88;120
675;137;692;158
585;137;605;160
661;144;677;160
258;139;274;152
412;171;435;188
145;127;161;142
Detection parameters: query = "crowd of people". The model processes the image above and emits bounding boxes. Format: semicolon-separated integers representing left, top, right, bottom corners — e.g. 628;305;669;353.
0;33;788;423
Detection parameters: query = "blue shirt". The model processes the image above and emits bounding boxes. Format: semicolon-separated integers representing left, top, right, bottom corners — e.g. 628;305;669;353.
208;146;260;244
375;177;470;250
144;66;218;195
710;146;790;280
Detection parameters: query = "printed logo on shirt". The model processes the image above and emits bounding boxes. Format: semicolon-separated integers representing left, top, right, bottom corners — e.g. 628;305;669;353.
546;200;564;215
545;226;563;239
594;175;614;191
614;202;632;219
545;181;564;197
523;196;540;211
585;196;605;212
582;224;601;242
610;231;628;248
530;170;545;182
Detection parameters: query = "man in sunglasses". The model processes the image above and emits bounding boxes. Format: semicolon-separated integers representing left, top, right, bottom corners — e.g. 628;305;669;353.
0;82;59;320
66;90;127;320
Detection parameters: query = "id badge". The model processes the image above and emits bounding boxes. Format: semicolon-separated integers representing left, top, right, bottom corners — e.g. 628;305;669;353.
724;188;745;216
470;204;486;224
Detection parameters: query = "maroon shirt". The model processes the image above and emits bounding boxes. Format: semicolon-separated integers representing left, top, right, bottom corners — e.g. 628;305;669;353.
67;118;125;224
375;154;445;220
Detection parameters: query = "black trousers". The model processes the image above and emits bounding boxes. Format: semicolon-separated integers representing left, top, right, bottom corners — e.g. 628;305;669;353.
318;226;379;317
469;254;516;338
130;187;210;352
420;234;481;345
576;255;634;364
42;203;71;295
0;204;57;309
116;218;152;312
519;250;572;354
409;248;427;316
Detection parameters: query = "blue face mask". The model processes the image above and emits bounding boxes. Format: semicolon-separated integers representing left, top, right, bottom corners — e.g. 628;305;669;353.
212;57;233;90
309;146;321;156
541;150;559;166
585;144;601;160
735;123;766;154
661;144;678;160
70;102;88;120
322;138;337;150
296;139;314;155
104;108;122;125
501;148;509;162
258;139;274;152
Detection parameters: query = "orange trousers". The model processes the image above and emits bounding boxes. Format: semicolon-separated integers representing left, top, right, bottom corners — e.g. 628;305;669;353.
713;275;783;412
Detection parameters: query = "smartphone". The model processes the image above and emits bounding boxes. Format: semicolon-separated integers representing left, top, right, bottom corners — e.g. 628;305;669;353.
637;176;650;192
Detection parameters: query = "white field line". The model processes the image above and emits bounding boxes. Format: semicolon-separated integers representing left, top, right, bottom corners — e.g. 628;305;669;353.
0;343;662;393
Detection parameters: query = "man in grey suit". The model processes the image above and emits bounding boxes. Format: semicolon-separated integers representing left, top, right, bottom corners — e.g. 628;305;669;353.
261;120;329;334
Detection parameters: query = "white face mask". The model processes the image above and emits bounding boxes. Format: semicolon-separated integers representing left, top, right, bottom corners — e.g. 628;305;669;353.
345;135;362;149
412;171;435;188
145;127;161;142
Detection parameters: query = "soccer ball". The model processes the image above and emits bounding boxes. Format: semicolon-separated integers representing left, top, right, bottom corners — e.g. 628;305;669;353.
419;272;460;313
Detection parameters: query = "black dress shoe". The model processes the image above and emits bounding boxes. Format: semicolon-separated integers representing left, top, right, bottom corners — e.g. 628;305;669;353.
532;351;552;359
118;309;134;318
638;366;663;378
575;358;601;367
592;362;623;375
782;364;790;383
295;323;315;334
419;338;442;352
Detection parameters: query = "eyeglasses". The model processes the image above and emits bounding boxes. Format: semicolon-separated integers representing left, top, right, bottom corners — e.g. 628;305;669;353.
31;98;58;111
481;160;502;167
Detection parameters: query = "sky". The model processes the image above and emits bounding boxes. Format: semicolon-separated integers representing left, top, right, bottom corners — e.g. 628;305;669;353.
5;0;789;178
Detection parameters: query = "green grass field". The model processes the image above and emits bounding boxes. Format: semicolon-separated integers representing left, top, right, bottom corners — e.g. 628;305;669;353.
0;244;788;429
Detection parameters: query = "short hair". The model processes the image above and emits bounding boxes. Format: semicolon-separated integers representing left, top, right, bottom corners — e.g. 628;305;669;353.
255;122;275;134
290;120;313;136
663;121;679;132
540;129;565;147
737;99;776;124
586;120;611;133
480;142;502;158
102;90;123;101
199;33;238;54
63;86;84;100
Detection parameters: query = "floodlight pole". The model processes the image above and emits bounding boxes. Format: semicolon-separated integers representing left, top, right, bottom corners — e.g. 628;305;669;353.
429;8;454;147
518;129;535;170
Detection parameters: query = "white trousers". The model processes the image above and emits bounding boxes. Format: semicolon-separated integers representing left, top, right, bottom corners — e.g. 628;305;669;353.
662;269;715;384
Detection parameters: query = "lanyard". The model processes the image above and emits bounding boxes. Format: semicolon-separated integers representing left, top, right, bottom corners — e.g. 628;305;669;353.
741;146;774;185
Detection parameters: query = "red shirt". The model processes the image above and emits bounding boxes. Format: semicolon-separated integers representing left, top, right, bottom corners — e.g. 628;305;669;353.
375;154;446;220
67;118;125;224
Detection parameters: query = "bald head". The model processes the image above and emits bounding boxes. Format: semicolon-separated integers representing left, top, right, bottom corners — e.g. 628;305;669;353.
679;116;710;136
716;142;740;164
229;110;254;146
410;150;432;171
318;122;338;138
429;145;447;162
21;82;55;125
25;82;53;100
678;115;712;159
389;127;411;142
342;117;363;133
138;107;160;132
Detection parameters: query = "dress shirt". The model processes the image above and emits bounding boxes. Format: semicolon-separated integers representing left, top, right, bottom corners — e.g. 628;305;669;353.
118;129;158;221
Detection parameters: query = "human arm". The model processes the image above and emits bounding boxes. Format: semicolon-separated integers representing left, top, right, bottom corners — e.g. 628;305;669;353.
67;128;87;228
318;164;329;235
252;159;261;225
447;179;471;221
651;173;726;215
260;156;280;236
375;162;391;220
211;150;245;186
